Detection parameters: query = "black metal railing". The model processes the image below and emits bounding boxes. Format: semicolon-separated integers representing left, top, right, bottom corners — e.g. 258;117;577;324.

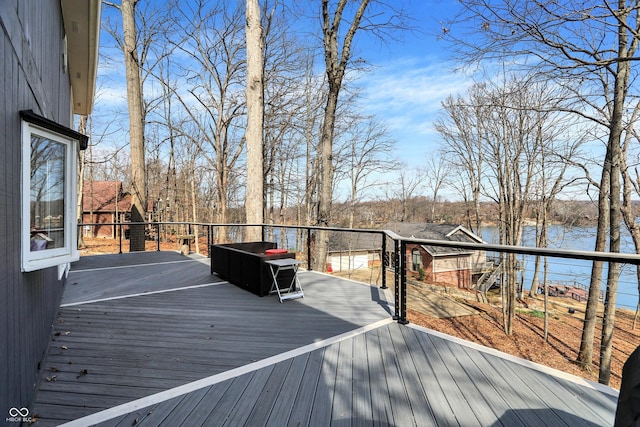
78;221;640;325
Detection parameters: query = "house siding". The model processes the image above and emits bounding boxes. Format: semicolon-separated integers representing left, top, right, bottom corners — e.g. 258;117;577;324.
1;0;72;417
407;244;472;289
83;212;118;238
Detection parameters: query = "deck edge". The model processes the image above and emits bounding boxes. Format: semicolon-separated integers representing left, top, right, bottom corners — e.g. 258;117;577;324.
407;322;620;398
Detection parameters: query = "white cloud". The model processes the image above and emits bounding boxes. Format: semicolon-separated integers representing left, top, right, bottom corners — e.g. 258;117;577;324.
356;57;474;166
362;58;471;124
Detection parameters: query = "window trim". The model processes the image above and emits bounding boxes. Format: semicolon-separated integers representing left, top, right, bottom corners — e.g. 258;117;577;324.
411;248;423;271
21;112;82;273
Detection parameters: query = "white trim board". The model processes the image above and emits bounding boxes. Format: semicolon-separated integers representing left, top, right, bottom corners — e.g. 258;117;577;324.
60;281;228;307
57;318;395;427
69;258;207;274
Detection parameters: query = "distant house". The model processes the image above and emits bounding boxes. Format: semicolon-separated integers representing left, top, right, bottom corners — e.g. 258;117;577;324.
327;231;383;272
389;222;486;289
82;181;132;238
1;0;100;416
326;223;488;289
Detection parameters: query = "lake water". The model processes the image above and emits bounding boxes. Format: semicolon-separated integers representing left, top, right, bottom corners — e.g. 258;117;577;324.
265;224;640;310
481;225;639;311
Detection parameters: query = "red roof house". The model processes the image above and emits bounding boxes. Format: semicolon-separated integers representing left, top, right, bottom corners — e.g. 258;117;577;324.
82;181;132;238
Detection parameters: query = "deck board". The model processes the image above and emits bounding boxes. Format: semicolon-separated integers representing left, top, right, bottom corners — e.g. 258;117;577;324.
420;332;482;426
378;324;419;427
438;334;513;425
31;252;618;426
221;365;275;427
243;359;292;426
331;338;354;423
400;327;459;426
351;332;373;427
388;325;437;427
265;354;309;426
175;381;232;427
285;347;325;427
157;387;210;427
460;340;545;426
365;328;396;426
204;373;254;425
308;340;338;426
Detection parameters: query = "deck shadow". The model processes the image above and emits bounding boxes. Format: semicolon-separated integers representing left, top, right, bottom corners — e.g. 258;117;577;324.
32;252;392;425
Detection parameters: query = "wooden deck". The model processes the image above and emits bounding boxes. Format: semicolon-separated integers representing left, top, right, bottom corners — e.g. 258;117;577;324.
31;251;618;426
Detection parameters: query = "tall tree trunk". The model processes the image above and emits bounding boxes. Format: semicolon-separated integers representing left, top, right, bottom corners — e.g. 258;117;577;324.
315;90;339;270
216;160;228;243
543;255;549;341
596;1;635;384
314;0;371;271
245;0;264;241
599;78;626;385
122;0;146;252
622;165;640;332
577;153;609;371
529;205;543;298
620;100;640;332
600;139;621;385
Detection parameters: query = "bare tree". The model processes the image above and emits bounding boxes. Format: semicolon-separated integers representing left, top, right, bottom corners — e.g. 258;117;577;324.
423;154;450;223
343;118;395;228
106;0;146;250
436;95;485;235
76;115;88;249
313;0;410;270
443;0;640;384
622;122;640;329
438;74;580;335
167;1;246;243
260;1;313;243
386;165;425;223
314;0;370;270
104;0;174;250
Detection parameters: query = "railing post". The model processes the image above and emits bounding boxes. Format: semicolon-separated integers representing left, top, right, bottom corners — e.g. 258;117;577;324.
307;228;312;271
188;223;192;253
207;225;212;257
399;239;409;324
381;233;387;289
156;223;160;251
261;225;266;242
393;239;400;320
118;221;123;254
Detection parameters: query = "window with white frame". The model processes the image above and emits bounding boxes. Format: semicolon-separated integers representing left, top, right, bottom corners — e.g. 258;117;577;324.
21;111;85;273
411;248;423;271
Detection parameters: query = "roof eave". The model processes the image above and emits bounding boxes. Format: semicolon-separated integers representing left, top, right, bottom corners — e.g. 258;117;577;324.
61;0;101;115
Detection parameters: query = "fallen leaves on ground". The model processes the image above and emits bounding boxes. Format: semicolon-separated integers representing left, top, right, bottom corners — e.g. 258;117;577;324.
409;297;640;391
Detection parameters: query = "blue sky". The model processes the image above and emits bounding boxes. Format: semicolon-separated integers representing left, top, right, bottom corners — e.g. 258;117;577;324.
346;0;468;168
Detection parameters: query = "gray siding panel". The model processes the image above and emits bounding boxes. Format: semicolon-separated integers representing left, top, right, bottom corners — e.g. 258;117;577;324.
0;0;73;418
